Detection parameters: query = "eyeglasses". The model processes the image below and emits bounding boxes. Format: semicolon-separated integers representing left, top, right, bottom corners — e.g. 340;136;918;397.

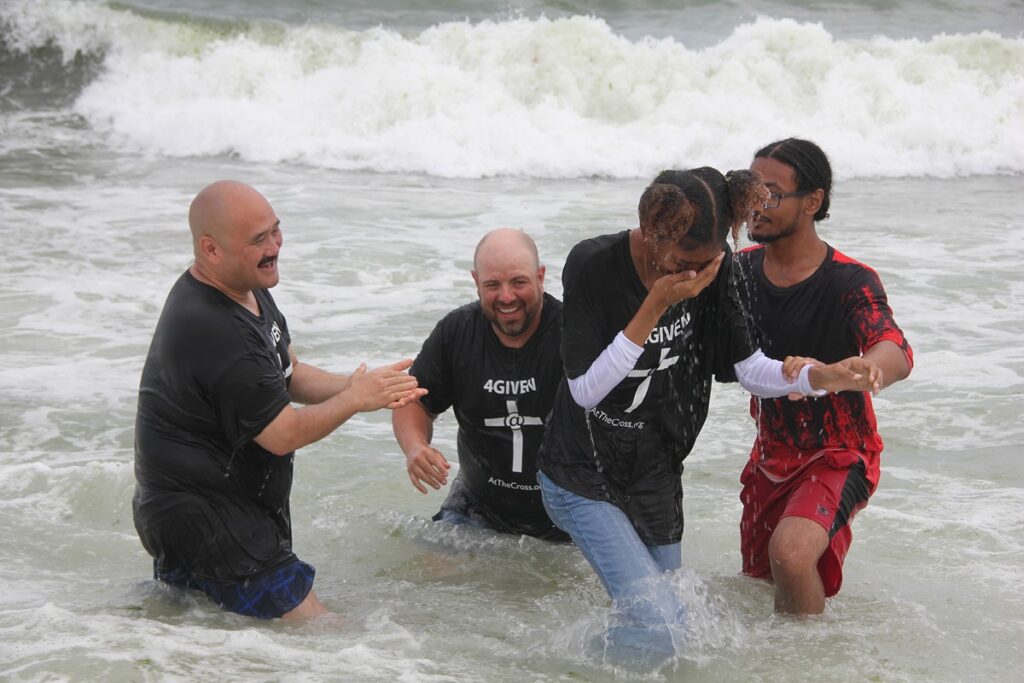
762;190;810;209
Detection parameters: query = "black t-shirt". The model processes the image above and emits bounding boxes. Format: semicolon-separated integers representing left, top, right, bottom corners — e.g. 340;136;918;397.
411;293;566;540
538;232;754;545
133;271;296;582
734;244;913;485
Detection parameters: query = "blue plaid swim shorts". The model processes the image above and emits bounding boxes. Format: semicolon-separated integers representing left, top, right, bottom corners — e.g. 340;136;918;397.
156;559;316;619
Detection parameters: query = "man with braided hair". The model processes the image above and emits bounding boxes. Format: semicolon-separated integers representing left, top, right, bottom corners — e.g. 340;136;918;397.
737;138;913;614
537;167;877;662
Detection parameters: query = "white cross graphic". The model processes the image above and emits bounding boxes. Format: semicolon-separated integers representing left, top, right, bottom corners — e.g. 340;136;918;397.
483;399;543;473
624;347;679;413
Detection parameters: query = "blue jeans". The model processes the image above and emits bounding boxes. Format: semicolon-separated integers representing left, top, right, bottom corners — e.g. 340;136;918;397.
539;471;686;663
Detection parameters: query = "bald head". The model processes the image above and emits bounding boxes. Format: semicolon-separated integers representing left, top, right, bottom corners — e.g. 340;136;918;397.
189;180;274;249
473;228;540;273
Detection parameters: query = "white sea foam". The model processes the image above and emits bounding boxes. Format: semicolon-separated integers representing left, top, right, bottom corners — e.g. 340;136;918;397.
1;4;1022;678
2;0;1022;178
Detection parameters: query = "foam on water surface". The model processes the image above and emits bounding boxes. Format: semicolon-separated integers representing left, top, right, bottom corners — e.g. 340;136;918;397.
1;2;1022;680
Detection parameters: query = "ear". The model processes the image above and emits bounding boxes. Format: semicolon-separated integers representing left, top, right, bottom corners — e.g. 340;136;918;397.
471;270;479;287
198;235;221;263
802;189;825;217
536;265;546;286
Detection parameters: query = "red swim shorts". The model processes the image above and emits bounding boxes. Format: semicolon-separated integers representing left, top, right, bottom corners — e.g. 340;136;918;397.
739;450;872;597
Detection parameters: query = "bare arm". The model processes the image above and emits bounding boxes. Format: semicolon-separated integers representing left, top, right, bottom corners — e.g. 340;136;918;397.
287;347;351;405
392;400;450;494
862;339;912;390
781;348;906;399
807;357;882;395
255;359;425;456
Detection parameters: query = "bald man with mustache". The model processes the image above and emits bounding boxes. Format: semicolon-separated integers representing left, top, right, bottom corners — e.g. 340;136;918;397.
133;180;424;620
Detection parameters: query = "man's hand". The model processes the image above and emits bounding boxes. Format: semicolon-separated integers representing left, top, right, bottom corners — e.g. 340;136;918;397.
808;356;883;396
347;359;427;411
406;443;451;494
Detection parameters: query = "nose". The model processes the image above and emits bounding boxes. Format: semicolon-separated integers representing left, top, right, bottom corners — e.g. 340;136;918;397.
267;234;282;256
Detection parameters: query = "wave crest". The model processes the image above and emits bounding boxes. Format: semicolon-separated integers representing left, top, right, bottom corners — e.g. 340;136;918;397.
3;1;1022;178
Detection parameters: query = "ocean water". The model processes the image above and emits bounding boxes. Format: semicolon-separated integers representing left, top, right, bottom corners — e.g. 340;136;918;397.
1;1;1022;681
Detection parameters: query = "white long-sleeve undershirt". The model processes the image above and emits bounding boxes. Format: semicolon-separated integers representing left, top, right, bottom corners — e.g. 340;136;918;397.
567;333;824;410
733;348;824;399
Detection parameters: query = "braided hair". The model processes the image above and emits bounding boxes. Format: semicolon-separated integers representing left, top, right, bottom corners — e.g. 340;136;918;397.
639;167;767;248
754;138;832;221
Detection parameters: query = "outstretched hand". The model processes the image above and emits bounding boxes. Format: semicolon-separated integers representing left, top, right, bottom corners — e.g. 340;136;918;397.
347;359;427;412
808;356;883;396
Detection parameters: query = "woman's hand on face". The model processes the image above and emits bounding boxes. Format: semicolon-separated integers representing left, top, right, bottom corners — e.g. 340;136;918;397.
649;252;724;311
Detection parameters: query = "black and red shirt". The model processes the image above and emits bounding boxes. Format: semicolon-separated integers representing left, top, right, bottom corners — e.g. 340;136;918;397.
735;244;914;487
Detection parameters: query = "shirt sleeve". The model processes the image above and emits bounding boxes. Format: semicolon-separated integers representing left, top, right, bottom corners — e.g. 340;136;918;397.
567;331;644;409
844;268;915;369
410;317;454;416
209;351;292;452
733;349;825;398
560;242;615;380
712;252;757;381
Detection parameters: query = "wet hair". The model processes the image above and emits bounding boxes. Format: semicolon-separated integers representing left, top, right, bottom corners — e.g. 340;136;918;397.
754;137;832;221
638;166;766;247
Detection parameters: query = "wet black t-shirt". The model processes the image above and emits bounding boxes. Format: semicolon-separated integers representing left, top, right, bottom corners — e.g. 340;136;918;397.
133;271;295;582
538;232;754;545
411;293;566;540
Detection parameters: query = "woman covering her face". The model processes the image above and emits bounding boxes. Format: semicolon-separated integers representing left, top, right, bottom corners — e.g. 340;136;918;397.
536;166;844;664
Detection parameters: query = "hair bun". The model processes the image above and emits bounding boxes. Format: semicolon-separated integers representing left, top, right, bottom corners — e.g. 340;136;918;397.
638;183;696;240
724;170;766;245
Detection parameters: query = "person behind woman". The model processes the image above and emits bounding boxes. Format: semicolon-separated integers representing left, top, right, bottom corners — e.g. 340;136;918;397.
537;167;878;663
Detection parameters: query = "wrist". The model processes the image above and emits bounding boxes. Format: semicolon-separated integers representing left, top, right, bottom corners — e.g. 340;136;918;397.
626;298;661;346
333;384;365;413
646;289;670;317
801;365;828;397
405;440;430;461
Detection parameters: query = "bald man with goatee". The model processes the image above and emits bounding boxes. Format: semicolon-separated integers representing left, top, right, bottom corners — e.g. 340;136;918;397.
133;180;425;620
392;229;569;542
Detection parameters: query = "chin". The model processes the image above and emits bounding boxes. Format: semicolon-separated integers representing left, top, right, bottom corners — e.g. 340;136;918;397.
498;322;526;338
749;230;779;244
